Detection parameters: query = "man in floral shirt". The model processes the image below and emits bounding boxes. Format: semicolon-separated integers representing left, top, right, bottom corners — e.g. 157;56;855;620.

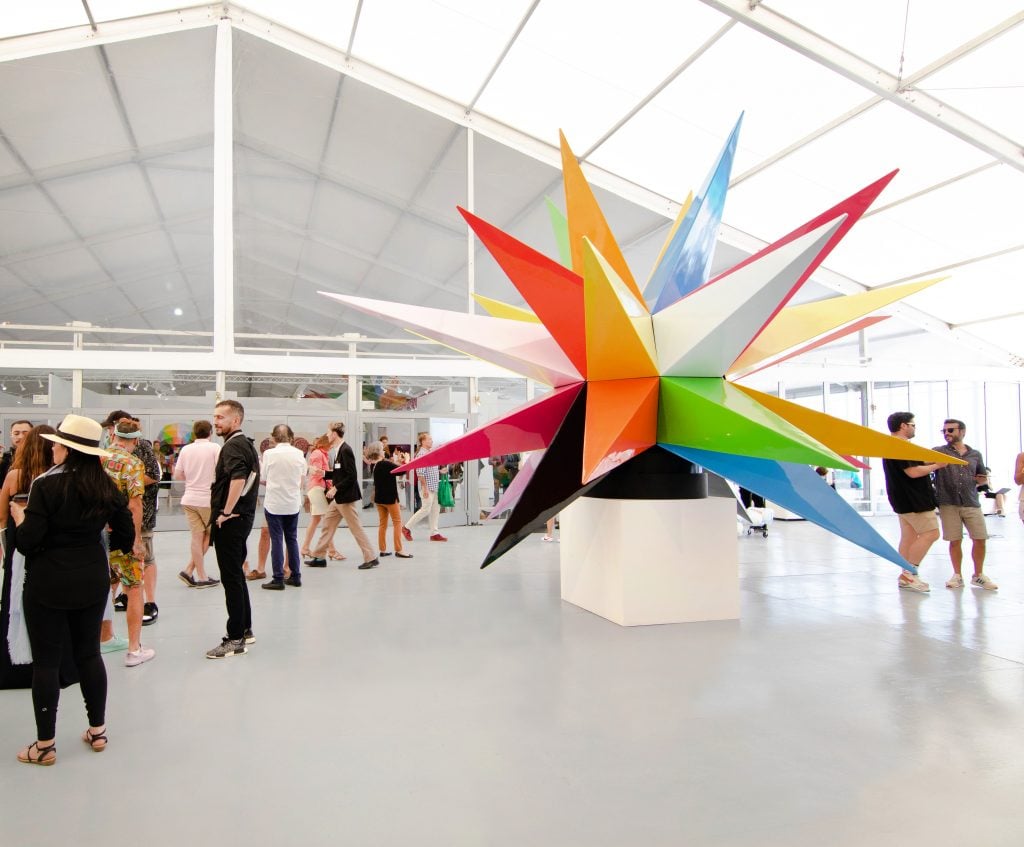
129;416;162;625
103;419;155;667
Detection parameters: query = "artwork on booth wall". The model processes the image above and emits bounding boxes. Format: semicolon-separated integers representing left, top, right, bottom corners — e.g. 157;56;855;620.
323;115;961;569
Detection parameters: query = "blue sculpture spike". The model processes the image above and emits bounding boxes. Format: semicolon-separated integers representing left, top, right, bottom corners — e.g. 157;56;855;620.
648;113;743;314
659;444;915;574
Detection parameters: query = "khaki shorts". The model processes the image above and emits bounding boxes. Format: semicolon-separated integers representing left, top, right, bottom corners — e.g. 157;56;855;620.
307;486;330;516
939;505;988;541
184;505;212;534
140;529;155;566
898;510;939;535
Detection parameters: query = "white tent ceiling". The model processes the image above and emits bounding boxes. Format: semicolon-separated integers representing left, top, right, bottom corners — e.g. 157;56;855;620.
1;0;1022;376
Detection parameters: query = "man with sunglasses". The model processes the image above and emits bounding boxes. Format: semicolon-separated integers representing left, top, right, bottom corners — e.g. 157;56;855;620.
933;419;997;590
882;412;949;593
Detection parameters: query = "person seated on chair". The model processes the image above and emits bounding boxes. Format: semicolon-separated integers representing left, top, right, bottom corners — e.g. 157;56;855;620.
976;468;1009;516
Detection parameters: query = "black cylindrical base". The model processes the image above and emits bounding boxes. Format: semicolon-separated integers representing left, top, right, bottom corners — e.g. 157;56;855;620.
585;446;708;501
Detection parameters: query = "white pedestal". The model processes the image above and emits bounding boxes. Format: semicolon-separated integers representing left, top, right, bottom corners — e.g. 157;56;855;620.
560;496;739;626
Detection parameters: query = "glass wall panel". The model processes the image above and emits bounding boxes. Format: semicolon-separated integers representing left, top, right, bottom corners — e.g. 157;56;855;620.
0;29;215;350
947;381;987;454
908;381;948;448
983;383;1020;487
784;383;824;412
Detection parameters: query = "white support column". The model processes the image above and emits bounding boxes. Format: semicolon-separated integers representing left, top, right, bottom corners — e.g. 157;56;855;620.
212;19;235;363
466;127;475;315
71;370;83;410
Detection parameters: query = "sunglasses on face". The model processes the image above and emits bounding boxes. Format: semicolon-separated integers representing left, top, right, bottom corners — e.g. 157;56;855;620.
943;428;960;434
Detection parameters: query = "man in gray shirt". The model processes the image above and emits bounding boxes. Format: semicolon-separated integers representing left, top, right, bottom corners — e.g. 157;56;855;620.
933;418;997;590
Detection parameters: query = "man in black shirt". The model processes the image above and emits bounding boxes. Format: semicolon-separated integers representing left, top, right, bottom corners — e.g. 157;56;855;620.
0;420;32;483
206;400;260;659
881;411;950;593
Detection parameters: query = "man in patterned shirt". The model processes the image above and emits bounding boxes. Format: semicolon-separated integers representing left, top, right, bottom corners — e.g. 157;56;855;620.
129;416;162;624
933;418;998;591
103;420;155;667
402;432;447;542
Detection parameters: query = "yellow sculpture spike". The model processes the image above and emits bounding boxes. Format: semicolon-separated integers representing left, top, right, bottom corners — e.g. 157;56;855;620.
645;192;693;292
472;293;541;323
729;277;945;374
559;131;645;305
582;239;658;380
734;384;967;465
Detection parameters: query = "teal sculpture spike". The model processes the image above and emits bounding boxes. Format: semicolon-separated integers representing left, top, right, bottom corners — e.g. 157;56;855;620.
649;113;743;313
545;197;572;268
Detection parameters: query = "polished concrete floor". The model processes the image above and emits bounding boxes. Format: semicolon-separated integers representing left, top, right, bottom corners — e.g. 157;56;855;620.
2;512;1024;846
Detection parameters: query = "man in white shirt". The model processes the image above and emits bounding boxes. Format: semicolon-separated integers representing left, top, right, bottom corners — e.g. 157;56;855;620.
173;419;221;587
260;424;308;589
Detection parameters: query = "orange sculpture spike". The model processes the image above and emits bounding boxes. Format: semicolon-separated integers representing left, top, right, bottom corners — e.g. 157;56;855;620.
559;131;645;304
460;207;587;376
582;377;659;484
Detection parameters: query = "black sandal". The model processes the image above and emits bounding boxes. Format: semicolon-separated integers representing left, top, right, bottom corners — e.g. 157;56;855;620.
17;741;56;766
82;728;108;752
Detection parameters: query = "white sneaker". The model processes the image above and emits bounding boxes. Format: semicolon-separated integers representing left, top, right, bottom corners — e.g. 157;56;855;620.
971;573;999;591
125;646;155;667
542;536;554;542
946;574;964;589
899;574;930;593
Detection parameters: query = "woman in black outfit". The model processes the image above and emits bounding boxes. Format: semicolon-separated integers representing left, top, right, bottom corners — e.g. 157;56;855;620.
9;414;134;766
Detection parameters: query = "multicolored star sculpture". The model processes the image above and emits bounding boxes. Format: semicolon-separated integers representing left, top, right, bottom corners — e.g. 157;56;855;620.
322;115;961;570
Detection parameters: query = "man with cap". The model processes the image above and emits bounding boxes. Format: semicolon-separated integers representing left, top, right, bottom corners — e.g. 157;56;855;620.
102;419;154;666
128;416;162;624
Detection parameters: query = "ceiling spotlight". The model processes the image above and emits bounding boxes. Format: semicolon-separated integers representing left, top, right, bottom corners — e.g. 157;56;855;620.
37;379;44;388
173;307;183;317
115;382;122;390
19;382;25;391
169;383;176;391
0;383;5;391
143;382;149;390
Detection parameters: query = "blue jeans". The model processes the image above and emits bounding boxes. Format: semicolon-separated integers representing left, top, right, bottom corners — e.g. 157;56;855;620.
265;511;300;581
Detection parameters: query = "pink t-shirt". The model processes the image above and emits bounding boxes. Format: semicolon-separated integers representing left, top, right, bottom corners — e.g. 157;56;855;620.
307;448;329;490
173;438;221;508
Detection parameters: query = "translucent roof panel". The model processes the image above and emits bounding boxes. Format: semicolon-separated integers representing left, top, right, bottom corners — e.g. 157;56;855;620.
0;27;215;346
353;0;533;105
827;164;1024;286
901;250;1024;326
769;0;1024;78
922;23;1024;147
475;0;728;152
723;100;994;261
232;31;468;348
589;23;870;203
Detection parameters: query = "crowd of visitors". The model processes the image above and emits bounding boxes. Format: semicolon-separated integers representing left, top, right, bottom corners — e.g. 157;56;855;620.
0;408;453;764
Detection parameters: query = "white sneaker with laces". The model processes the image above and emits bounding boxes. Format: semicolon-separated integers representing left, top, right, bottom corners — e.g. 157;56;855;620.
899;574;930;593
946;574;964;589
971;573;998;590
125;646;155;667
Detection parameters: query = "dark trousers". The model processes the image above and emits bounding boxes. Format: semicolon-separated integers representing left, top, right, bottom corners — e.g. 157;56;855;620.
212;515;254;640
265;510;300;581
23;595;107;740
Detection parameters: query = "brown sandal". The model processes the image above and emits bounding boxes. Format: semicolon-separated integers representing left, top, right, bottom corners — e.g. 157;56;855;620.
17;741;56;766
82;727;108;752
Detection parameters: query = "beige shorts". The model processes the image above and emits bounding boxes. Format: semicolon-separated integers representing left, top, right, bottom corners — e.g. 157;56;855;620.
898;510;938;535
307;486;330;516
140;529;155;565
184;505;212;535
939;505;988;541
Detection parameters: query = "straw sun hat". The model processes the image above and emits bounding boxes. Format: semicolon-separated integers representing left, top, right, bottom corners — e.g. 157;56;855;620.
42;414;112;458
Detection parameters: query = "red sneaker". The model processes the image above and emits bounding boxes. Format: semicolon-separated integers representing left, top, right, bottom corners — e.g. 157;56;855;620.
429;533;447;542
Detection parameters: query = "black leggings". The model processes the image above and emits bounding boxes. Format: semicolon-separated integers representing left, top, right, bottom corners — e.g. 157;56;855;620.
22;595;107;740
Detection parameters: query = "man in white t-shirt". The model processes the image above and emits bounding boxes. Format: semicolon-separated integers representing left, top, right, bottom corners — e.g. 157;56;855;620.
173;419;222;587
260;424;308;590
